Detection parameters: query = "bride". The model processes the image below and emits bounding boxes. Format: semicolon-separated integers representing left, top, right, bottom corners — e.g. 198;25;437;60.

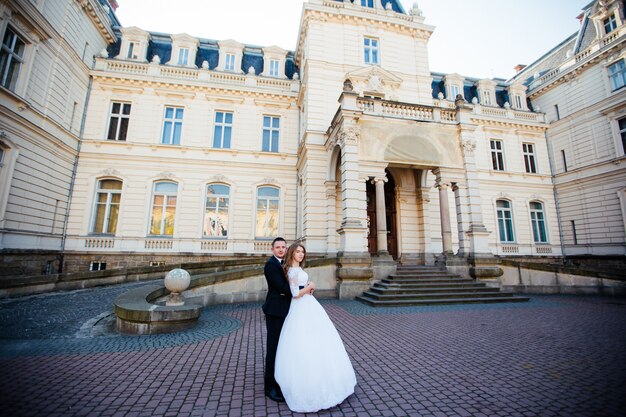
274;243;357;413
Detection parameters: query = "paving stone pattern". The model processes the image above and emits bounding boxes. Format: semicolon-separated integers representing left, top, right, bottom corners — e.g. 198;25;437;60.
0;282;625;417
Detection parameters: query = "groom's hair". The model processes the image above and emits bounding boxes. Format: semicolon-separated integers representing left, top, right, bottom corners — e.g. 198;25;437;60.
272;237;286;247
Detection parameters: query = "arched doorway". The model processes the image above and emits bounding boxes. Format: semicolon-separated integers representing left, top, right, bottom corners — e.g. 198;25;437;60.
366;171;398;259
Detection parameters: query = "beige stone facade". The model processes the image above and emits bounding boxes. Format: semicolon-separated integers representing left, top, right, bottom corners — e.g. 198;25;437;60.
0;0;622;280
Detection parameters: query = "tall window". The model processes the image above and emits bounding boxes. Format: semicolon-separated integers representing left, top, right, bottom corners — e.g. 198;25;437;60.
262;116;280;152
361;0;374;7
530;202;548;243
608;59;626;91
161;107;184;145
481;90;492;105
496;200;515;243
256;186;279;238
149;182;177;236
561;150;568;172
571;220;578;245
213;111;233;148
178;48;189;65
0;27;25;91
449;84;460;100
127;41;137;59
523;143;537;173
364;37;379;65
604;14;617;34
490;140;505;171
225;53;235;71
269;59;280;77
554;104;560;121
0;147;4;169
514;94;523;109
204;184;230;237
107;102;131;141
619;117;626;155
91;179;122;234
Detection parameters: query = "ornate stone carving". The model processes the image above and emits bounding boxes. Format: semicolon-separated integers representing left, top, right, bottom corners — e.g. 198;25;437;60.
158;172;175;179
212;174;227;182
102;168;121;177
262;177;277;184
337;125;360;146
460;138;476;156
343;78;353;92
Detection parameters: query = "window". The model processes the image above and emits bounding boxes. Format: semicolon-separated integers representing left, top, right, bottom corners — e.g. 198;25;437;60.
127;41;137;59
269;59;280;77
0;27;26;91
361;0;374;7
604;14;617;34
204;184;230;237
213;111;233;148
571;220;578;245
561;150;568;172
554;104;560;121
496;200;515;243
0;147;4;169
262;116;280;152
490;140;505;171
107;102;131;141
608;60;626;91
514;94;523;109
161;107;184;145
149;182;177;236
90;261;106;271
178;48;189;66
619;117;626;154
523;143;537;173
449;84;460;100
225;53;235;71
530;202;548;243
91;179;122;234
481;90;492;105
256;186;280;238
364;37;379;65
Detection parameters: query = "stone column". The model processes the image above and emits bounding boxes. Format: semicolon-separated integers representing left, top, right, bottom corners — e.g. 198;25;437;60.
372;176;388;254
436;180;454;255
324;180;338;254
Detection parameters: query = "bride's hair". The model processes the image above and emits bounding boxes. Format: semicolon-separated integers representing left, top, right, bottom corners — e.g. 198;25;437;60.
283;242;307;279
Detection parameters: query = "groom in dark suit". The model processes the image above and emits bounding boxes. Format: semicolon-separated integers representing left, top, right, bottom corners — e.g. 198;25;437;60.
262;237;313;402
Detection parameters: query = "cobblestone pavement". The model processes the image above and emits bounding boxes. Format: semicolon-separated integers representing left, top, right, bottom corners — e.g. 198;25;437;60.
0;283;625;417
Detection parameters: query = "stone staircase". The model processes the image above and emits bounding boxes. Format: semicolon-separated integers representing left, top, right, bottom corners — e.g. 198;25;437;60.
356;265;530;307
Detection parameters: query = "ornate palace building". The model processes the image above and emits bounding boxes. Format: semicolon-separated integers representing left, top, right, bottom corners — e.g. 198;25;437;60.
1;0;624;293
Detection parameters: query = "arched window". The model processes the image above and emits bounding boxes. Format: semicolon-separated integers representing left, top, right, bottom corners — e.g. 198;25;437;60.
256;186;280;238
496;200;515;242
91;179;122;234
149;181;177;236
530;201;548;243
204;184;230;238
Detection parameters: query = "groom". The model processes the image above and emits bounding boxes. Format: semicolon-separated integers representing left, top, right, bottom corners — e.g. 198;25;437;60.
262;237;312;402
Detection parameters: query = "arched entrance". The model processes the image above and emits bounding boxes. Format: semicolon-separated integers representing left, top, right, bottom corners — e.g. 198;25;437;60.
366;172;398;259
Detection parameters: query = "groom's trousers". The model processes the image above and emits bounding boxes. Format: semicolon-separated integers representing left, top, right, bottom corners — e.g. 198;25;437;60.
265;314;286;391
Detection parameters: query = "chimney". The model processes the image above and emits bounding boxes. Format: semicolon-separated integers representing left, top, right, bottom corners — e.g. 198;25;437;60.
514;64;527;73
108;0;119;11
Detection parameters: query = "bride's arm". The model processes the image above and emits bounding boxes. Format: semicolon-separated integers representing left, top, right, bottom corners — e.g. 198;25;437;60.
288;269;314;298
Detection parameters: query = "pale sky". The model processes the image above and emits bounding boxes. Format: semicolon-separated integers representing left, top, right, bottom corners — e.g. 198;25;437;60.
114;0;590;80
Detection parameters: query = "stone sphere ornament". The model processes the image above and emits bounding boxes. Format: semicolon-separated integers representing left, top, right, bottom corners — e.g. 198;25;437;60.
164;268;191;306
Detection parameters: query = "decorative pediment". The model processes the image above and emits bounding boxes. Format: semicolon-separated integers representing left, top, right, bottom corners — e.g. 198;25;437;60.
344;65;403;98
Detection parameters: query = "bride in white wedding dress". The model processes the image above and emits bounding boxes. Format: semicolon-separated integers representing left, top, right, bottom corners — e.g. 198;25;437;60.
274;243;357;413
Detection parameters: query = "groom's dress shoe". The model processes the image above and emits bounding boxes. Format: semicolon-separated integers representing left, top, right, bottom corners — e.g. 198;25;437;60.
265;387;285;402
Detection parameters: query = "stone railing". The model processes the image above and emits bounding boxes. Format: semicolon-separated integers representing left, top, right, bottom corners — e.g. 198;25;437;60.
473;106;545;123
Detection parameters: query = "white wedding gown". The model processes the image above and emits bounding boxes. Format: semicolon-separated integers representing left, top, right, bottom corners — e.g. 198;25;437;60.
274;267;357;413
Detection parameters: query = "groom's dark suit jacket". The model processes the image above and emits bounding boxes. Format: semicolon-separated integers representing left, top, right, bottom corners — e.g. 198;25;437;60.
262;256;292;317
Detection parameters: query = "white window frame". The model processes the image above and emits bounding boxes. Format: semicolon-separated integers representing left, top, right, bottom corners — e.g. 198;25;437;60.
213;111;233;149
204;183;230;238
90;179;123;235
178;47;189;66
0;26;26;91
262;115;280;152
127;41;138;59
90;261;107;271
449;84;460;100
529;201;548;244
481;90;492;106
522;143;537;174
514;94;523;109
361;0;375;7
225;53;236;71
161;106;184;145
608;59;626;91
255;186;280;239
269;59;279;77
496;199;515;243
604;14;617;34
107;102;131;141
618;117;626;155
364;37;379;65
149;181;178;236
490;139;505;171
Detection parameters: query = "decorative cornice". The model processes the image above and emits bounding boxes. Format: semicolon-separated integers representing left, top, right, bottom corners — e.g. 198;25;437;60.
76;0;116;43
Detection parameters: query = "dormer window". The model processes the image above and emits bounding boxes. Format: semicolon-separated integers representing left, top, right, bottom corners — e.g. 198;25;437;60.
514;94;523;109
361;0;374;7
178;48;189;66
225;53;235;71
117;27;150;62
269;59;279;77
604;14;617;34
449;84;460;99
261;46;287;78
482;90;492;105
443;73;464;101
475;78;496;107
127;41;138;59
507;82;528;110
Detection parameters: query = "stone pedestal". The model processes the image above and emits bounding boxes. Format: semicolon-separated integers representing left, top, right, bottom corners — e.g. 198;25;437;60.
372;253;396;280
469;256;504;288
336;253;373;299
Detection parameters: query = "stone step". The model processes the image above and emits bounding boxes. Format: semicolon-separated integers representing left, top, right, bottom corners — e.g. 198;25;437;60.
361;290;518;301
374;282;487;290
389;272;461;279
369;286;500;295
355;295;530;307
382;277;474;284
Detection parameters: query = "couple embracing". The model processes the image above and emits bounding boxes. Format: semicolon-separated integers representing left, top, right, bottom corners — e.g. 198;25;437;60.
262;237;357;413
